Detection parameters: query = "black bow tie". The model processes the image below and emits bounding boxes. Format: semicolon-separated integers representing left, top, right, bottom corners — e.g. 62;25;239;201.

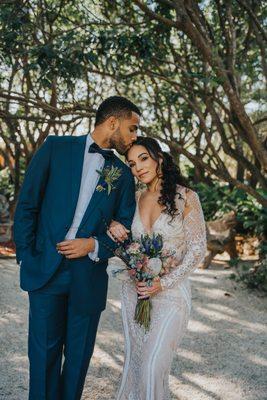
88;142;114;159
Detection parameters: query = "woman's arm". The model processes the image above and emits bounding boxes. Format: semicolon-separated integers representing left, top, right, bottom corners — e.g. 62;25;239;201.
160;190;207;289
107;220;130;242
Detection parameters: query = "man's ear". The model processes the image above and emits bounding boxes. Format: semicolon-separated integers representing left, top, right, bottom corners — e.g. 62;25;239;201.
107;116;120;131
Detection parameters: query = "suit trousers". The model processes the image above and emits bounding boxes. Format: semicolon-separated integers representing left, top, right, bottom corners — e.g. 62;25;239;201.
28;258;101;400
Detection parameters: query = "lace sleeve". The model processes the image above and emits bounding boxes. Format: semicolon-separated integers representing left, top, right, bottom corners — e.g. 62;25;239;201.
160;190;207;290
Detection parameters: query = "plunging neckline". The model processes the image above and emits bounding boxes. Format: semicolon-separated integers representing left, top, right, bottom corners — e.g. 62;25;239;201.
137;192;164;235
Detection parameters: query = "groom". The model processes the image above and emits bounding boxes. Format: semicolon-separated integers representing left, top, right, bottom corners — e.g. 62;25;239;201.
13;96;140;399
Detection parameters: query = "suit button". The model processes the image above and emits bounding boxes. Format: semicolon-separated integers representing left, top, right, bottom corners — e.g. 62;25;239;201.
95;257;100;262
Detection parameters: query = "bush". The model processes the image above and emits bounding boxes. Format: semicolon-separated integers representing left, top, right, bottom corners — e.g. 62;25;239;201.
229;255;267;293
0;168;14;202
192;181;267;237
190;180;267;291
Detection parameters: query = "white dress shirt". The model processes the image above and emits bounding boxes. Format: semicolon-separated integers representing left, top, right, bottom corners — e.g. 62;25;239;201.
65;134;105;260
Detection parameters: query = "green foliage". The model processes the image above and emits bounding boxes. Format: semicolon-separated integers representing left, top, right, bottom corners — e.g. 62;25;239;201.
230;257;267;293
195;179;267;292
193;181;267;236
0;169;14;202
0;1;102;88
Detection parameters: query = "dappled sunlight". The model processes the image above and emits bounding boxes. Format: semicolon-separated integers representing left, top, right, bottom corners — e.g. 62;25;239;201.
1;259;266;399
246;354;267;367
14;366;28;375
9;354;27;363
187;319;216;333
180;372;244;400
169;373;223;400
0;311;24;326
226;318;266;333
93;338;124;369
196;305;266;333
206;303;238;316
195;287;235;300
97;329;124;344
195;305;239;322
195;305;231;320
92;344;122;371
177;348;203;363
190;275;219;285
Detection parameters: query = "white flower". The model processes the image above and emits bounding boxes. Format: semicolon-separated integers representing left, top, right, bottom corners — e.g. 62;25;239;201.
147;257;162;275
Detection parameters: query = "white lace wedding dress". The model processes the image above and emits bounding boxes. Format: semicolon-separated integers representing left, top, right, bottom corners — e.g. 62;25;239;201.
108;186;207;400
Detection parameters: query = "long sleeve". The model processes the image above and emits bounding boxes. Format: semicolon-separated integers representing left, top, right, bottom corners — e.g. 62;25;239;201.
160;190;207;290
95;169;136;261
13;136;52;264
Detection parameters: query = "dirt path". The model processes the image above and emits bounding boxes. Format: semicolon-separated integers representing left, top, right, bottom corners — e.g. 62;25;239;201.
0;258;266;400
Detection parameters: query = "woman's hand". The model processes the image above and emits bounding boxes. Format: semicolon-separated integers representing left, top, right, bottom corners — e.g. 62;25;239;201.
136;277;162;299
108;220;130;243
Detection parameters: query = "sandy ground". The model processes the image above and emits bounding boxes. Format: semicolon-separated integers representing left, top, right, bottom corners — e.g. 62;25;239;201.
0;258;267;400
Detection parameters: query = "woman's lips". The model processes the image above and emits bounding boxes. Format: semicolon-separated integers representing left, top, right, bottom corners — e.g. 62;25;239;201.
139;172;148;178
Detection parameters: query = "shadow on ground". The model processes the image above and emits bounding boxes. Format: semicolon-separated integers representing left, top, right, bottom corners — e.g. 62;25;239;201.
0;259;266;400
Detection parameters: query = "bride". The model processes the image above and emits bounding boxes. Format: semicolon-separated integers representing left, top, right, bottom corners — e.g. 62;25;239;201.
107;136;206;400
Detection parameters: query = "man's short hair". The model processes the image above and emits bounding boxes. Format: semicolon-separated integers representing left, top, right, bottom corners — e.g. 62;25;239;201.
95;96;141;126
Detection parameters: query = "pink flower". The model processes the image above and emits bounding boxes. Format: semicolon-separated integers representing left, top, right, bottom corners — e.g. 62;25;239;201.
128;242;141;253
136;261;143;270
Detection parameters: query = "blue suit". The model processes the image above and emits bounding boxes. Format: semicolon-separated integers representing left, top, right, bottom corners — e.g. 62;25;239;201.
13;134;136;399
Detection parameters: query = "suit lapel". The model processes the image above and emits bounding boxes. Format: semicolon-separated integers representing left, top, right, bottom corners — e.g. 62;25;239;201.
78;158;115;229
70;134;88;218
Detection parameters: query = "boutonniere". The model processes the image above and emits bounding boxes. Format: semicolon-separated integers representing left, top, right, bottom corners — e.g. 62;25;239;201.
96;165;122;195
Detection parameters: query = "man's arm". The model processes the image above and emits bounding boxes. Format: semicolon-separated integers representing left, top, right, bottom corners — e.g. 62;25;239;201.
13;136;52;263
95;169;136;262
56;168;136;262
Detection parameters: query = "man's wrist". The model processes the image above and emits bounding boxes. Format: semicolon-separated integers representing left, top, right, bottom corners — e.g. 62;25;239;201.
88;237;95;252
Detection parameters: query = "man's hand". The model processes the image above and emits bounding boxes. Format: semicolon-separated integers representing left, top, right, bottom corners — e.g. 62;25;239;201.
56;238;95;259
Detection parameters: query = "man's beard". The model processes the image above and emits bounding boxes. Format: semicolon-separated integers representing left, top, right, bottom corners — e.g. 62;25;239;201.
109;129;129;155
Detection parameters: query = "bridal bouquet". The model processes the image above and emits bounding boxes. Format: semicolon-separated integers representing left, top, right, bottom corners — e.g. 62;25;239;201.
108;233;176;331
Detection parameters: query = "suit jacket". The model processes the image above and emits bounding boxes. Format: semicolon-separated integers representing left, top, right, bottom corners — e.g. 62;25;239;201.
13;134;136;313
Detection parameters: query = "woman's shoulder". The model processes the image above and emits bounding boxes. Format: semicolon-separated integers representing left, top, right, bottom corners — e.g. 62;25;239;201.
176;185;198;200
175;184;189;201
175;186;201;215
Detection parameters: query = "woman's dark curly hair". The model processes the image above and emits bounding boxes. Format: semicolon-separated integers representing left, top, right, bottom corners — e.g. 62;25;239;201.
126;136;190;219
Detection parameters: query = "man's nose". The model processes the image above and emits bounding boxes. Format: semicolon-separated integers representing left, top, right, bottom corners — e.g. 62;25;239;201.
132;132;138;141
